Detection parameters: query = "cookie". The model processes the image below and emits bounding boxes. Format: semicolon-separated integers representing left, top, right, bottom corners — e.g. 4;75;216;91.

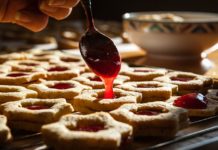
154;71;213;95
73;88;142;113
167;93;218;117
116;81;178;102
0;98;74;132
4;60;49;72
110;102;189;137
0;71;46;85
73;72;130;89
0;85;37;104
120;67;167;81
0;115;12;145
0;65;12;73
28;80;91;100
41;112;132;150
45;64;84;80
0;52;30;64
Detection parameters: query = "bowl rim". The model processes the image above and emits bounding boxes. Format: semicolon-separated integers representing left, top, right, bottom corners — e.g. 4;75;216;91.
123;11;218;24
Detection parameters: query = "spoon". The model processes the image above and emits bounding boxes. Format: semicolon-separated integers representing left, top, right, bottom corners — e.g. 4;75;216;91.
79;0;121;98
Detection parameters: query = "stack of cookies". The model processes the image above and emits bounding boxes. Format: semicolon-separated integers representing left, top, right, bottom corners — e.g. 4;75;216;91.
0;49;217;150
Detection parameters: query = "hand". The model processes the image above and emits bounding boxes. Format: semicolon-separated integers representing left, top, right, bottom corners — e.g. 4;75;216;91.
0;0;79;32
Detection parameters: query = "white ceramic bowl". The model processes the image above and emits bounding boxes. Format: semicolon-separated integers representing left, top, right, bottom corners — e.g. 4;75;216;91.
123;12;218;60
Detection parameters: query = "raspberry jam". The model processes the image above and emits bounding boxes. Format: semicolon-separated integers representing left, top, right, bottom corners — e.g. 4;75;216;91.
50;83;75;90
88;76;102;82
75;125;105;132
173;93;208;109
7;73;28;77
134;109;162;116
170;76;194;82
25;105;50;110
48;66;68;72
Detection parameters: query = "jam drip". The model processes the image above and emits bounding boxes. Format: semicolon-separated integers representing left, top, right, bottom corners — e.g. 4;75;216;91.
134;109;162;116
7;73;28;77
171;76;194;82
173;93;208;109
25;105;50;110
48;66;68;72
75;125;105;132
50;83;75;90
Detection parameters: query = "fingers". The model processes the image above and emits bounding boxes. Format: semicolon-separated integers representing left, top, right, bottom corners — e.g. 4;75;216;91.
48;0;80;8
0;0;9;21
15;10;49;32
40;0;72;20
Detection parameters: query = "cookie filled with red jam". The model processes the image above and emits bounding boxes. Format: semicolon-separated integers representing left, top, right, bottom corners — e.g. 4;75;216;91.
116;81;178;102
0;71;46;85
154;71;213;95
0;115;12;145
73;72;130;89
167;93;218;117
0;98;74;132
110;102;189;137
41;112;132;150
28;80;91;100
73;88;142;113
120;67;167;81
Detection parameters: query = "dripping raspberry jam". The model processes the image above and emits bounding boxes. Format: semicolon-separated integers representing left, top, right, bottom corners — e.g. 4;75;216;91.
7;73;28;77
25;105;50;110
48;66;68;72
173;93;208;109
75;125;105;132
50;83;75;90
134;109;162;116
170;76;194;82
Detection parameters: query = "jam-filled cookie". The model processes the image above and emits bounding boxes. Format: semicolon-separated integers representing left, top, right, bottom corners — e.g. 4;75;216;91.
206;89;218;101
41;112;132;150
73;72;130;89
0;85;37;104
0;98;74;132
73;88;142;113
0;71;46;85
28;80;91;100
0;65;12;73
154;71;213;94
120;67;167;81
116;81;177;102
167;93;218;117
110;102;189;137
4;60;49;72
45;64;84;80
0;115;12;145
0;52;30;64
26;50;62;62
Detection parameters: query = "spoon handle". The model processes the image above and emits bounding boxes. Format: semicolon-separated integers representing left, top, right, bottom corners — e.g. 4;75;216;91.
81;0;95;30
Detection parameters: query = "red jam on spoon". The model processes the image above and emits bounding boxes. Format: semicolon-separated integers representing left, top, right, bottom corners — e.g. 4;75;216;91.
7;73;28;77
79;0;121;99
25;105;50;110
173;93;208;109
134;109;162;116
170;76;194;82
75;125;105;132
50;83;75;90
48;66;69;72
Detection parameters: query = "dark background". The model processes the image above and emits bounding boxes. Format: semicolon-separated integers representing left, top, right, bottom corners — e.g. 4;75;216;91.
70;0;218;21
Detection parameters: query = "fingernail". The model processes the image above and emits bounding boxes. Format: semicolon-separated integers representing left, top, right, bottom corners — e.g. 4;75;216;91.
15;12;31;23
49;0;66;6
